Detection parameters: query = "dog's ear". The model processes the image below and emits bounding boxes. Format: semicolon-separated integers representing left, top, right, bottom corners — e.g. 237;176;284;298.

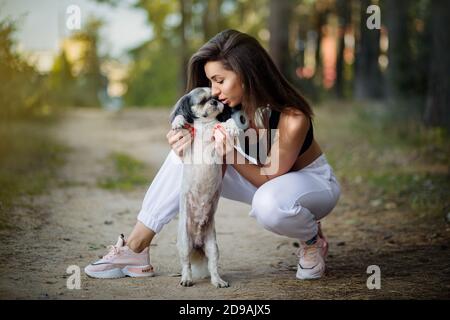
169;94;197;124
216;104;233;122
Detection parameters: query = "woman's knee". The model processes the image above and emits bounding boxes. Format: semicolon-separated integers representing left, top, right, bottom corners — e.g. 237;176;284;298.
251;187;282;229
251;185;320;238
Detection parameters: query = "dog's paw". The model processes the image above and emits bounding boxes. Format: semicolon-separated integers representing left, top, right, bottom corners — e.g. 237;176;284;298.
211;278;229;288
180;272;194;287
223;119;241;137
180;279;194;287
172;115;186;130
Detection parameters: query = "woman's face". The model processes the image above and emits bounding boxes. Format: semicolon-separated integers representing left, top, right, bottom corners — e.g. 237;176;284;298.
204;61;244;108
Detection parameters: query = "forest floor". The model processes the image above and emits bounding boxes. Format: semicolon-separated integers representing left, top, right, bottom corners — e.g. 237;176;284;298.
0;106;449;299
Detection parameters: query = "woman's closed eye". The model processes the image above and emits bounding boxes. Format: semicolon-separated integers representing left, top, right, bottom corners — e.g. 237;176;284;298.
212;77;224;84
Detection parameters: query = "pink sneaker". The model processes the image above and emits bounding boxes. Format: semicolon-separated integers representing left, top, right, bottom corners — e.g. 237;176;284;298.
84;234;155;279
296;223;329;280
296;238;328;280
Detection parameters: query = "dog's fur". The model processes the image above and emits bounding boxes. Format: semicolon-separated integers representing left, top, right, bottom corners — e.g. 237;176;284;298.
170;87;240;288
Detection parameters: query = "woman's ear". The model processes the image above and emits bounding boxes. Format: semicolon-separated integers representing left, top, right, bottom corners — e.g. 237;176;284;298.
169;94;196;124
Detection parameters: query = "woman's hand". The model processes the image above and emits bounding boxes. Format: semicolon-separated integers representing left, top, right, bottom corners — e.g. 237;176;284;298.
166;124;194;157
213;124;236;161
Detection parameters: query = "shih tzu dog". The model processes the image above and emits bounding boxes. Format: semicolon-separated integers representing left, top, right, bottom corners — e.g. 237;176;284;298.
169;87;241;288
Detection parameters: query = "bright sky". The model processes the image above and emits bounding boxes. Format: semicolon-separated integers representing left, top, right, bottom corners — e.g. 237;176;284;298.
0;0;152;59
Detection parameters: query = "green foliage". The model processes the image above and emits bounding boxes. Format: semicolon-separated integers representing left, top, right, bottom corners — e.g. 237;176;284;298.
47;50;78;107
73;19;105;107
97;152;154;190
125;40;179;106
1;15;105;116
47;17;106;108
321;101;449;219
124;0;270;107
0;19;48;119
366;171;449;217
136;0;178;40
352;100;448;163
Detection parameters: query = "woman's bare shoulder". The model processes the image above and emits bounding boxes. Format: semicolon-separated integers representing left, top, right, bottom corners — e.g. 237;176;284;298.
280;107;309;120
278;107;310;134
279;107;308;124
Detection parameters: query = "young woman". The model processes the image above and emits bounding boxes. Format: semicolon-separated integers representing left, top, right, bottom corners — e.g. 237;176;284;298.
85;29;340;280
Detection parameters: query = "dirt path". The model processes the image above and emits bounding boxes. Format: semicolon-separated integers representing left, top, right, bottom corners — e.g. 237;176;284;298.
0;108;449;299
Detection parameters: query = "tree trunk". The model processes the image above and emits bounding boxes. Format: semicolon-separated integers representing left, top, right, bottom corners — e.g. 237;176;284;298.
268;0;292;80
354;0;382;100
202;0;222;42
384;0;413;100
424;0;450;128
313;4;327;89
335;0;351;98
179;0;191;94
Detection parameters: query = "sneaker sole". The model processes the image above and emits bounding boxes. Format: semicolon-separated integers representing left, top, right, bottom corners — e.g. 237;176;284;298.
84;265;155;279
296;265;325;280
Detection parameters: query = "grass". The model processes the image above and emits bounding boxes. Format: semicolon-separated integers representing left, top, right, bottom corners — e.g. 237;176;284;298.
363;171;449;217
97;152;154;191
0;117;69;229
315;100;449;219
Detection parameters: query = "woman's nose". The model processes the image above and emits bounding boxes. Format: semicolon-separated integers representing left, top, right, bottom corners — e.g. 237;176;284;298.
211;85;220;97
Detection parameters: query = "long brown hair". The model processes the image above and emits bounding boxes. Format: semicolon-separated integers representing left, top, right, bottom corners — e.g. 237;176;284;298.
186;29;313;128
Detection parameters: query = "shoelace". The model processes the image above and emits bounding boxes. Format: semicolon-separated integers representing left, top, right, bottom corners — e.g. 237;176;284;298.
296;241;324;263
103;245;121;260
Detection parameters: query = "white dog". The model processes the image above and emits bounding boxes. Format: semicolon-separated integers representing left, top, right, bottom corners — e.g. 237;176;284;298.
170;87;240;288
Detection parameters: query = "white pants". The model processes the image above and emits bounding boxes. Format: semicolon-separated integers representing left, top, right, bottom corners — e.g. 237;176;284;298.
137;150;340;241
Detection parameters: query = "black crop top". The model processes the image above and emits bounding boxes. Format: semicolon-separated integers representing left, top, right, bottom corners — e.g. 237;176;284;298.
268;110;313;156
241;109;313;162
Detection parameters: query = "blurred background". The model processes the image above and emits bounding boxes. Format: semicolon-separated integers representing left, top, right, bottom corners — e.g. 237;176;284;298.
1;0;449;220
1;0;448;119
1;0;449;223
0;0;449;299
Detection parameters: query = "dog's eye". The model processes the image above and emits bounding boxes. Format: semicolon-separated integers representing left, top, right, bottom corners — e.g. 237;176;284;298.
200;97;212;105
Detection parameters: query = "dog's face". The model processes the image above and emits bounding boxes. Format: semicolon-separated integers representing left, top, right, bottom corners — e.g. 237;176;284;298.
190;88;224;120
170;87;228;124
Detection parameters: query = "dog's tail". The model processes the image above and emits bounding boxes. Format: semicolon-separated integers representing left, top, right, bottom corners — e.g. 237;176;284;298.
190;248;209;279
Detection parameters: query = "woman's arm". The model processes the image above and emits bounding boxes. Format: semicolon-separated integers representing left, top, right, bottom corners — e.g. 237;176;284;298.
228;149;267;188
228;109;311;188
